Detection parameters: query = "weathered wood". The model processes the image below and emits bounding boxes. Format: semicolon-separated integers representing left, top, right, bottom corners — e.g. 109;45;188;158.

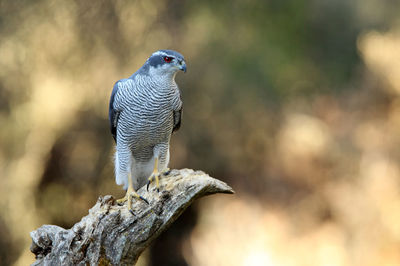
30;169;234;265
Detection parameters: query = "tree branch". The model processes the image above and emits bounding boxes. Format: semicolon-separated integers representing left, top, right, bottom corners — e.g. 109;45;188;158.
30;169;234;265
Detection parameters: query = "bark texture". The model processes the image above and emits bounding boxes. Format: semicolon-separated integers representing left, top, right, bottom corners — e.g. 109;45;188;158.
30;169;234;265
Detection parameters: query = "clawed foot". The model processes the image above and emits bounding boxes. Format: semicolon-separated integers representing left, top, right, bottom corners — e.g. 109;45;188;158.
163;168;171;176
117;190;149;215
147;168;170;192
147;171;160;192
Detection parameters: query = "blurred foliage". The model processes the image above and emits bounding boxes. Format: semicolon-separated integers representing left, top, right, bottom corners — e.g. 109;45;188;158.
1;0;400;265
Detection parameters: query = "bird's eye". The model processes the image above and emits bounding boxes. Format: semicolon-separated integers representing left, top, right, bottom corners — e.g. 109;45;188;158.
163;56;173;63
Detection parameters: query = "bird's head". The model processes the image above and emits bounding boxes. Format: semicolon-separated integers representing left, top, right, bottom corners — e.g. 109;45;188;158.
145;50;186;77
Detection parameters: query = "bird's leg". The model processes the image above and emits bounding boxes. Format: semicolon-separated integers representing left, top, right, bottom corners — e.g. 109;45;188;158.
117;174;149;215
147;157;164;192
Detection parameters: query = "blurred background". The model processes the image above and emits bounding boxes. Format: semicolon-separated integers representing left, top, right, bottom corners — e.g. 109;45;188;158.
1;0;400;265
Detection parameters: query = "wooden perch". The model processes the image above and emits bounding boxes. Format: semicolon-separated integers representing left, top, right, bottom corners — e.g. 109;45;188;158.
30;169;234;265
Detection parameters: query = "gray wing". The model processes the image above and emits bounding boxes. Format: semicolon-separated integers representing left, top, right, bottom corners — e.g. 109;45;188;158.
172;90;183;133
109;81;122;143
172;106;182;133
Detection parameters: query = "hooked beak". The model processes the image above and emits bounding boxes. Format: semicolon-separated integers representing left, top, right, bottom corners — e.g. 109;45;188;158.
179;61;187;73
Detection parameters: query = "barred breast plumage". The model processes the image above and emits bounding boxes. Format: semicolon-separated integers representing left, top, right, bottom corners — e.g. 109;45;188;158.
115;75;180;161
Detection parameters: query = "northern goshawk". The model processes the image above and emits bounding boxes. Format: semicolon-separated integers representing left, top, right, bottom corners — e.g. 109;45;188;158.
109;49;186;213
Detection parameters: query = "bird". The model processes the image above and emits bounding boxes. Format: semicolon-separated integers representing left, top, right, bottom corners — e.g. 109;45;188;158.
109;49;186;214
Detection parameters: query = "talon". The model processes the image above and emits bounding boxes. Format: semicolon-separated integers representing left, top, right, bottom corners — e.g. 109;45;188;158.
147;157;165;192
147;173;161;192
163;168;171;176
129;209;135;216
140;196;149;205
116;194;128;204
147;180;151;191
116;180;147;214
116;198;126;205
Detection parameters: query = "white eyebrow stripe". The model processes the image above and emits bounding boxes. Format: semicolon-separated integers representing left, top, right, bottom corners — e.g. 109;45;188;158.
152;51;169;57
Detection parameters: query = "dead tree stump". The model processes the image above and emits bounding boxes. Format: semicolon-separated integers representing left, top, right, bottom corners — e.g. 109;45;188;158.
30;169;234;265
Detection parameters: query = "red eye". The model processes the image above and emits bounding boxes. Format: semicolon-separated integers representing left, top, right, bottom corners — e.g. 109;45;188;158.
163;56;173;63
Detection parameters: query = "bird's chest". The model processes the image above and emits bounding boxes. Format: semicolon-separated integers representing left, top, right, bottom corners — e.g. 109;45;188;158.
124;91;174;136
136;84;177;116
135;94;174;122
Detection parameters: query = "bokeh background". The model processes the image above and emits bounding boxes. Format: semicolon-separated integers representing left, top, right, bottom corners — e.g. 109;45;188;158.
1;0;400;265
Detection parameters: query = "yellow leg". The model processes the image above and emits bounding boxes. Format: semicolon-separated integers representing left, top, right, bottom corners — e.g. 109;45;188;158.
117;175;149;215
147;158;166;192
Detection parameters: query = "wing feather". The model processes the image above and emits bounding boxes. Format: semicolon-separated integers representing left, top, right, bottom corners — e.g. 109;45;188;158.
109;81;121;143
173;106;182;133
